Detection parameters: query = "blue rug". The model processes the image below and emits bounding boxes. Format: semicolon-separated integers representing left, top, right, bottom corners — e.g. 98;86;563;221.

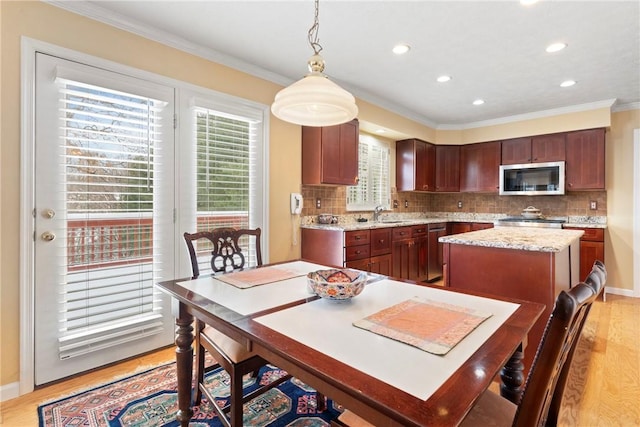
38;362;341;426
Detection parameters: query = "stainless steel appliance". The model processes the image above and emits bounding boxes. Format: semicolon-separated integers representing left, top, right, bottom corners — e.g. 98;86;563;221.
495;216;567;229
499;161;565;196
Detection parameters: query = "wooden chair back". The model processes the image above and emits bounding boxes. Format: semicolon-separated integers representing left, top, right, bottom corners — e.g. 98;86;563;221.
513;281;597;426
546;260;606;425
184;227;262;278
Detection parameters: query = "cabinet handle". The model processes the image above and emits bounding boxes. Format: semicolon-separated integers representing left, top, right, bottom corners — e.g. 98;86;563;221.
355;236;361;240
378;239;384;243
355;250;361;254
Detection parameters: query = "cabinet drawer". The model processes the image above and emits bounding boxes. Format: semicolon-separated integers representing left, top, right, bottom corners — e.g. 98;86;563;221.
392;226;413;241
345;230;370;246
412;225;428;236
370;228;392;256
565;227;604;242
345;244;370;261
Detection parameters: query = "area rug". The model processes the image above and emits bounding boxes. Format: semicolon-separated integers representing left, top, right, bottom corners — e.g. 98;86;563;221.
38;362;341;426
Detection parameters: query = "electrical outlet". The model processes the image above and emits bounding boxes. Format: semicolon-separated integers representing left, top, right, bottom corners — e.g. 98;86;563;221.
393;200;399;209
316;198;321;209
590;200;597;210
404;200;409;208
457;201;463;209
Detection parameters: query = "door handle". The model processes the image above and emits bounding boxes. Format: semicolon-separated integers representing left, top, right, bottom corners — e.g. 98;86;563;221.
41;231;56;242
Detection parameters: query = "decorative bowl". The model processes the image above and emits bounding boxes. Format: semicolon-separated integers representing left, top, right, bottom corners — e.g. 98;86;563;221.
306;269;367;301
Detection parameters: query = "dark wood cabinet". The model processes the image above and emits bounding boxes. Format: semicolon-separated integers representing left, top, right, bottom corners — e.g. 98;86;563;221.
391;225;429;281
501;134;565;165
564;227;605;282
565;128;605;190
396;139;436;191
302;227;392;275
435;145;460;192
449;222;493;235
460;141;501;192
302;119;359;185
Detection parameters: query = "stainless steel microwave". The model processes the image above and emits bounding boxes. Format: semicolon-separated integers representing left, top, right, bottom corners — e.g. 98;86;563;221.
499;161;565;196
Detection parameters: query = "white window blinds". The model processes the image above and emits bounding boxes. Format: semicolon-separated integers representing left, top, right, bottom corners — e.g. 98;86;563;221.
190;106;262;273
55;76;169;359
347;135;391;210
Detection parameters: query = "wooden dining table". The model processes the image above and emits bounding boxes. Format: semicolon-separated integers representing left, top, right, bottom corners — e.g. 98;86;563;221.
155;260;544;427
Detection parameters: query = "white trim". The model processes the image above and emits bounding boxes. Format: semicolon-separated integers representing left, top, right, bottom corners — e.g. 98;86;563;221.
613;101;640;113
604;286;638;299
634;129;640;297
437;99;617;131
20;37;37;396
20;36;271;396
0;382;20;403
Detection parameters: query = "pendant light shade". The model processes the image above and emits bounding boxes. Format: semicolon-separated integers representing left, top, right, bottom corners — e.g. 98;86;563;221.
271;0;358;127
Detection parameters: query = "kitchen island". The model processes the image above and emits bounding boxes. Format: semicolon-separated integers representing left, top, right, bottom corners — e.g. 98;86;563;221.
440;227;583;378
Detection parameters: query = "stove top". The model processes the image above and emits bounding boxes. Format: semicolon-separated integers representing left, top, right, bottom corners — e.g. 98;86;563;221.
495;216;567;229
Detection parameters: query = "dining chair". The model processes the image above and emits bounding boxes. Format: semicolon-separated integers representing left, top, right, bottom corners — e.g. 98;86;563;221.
333;280;598;427
183;227;293;427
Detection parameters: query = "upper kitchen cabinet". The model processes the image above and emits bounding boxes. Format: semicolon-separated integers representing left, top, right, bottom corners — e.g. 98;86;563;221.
460;141;501;192
565;128;605;190
302;119;359;185
501;134;565;165
435;145;460;192
396;138;436;191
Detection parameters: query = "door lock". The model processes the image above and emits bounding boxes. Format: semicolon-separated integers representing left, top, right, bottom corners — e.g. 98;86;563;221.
41;231;56;242
43;209;56;219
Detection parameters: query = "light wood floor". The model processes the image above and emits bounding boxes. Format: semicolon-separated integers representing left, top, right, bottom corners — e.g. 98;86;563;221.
1;294;638;426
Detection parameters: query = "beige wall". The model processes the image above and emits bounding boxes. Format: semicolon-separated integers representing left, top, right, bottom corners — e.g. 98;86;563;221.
1;1;637;390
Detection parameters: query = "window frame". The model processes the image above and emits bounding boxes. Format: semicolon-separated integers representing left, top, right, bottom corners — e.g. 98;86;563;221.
346;134;391;211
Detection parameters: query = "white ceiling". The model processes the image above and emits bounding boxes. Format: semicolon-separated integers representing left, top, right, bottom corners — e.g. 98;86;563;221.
51;0;640;131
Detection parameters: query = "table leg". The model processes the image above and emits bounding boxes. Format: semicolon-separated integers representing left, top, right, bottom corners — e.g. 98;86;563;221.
500;344;525;404
175;305;194;427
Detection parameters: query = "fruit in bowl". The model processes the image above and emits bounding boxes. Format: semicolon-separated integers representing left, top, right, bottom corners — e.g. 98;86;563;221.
306;269;367;301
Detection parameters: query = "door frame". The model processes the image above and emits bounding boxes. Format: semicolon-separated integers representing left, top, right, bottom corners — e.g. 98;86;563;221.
634;128;640;297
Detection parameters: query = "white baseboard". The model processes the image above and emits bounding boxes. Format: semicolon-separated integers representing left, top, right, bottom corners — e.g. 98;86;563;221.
605;286;640;298
0;381;20;402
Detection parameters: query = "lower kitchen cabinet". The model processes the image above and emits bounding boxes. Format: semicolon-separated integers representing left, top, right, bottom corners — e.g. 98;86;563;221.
301;227;392;274
564;227;605;281
449;221;494;235
392;225;428;282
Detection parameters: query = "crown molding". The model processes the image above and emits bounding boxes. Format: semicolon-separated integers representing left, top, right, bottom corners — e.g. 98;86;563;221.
43;1;631;131
612;101;640;112
438;99;617;131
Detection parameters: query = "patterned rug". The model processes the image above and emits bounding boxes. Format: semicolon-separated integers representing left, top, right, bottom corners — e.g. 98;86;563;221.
38;362;341;426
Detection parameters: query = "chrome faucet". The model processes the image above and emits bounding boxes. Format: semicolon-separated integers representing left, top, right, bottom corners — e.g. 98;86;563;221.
373;205;384;222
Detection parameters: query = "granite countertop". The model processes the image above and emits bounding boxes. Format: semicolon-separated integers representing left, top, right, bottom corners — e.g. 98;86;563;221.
301;213;606;232
438;227;584;252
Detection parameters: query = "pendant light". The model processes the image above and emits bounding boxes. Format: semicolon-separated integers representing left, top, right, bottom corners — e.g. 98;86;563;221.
271;0;358;127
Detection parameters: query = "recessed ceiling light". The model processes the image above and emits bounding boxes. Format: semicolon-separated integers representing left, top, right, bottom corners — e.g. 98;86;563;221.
472;99;485;106
546;43;567;53
520;0;538;5
392;44;411;55
560;80;576;87
437;75;452;83
375;129;386;134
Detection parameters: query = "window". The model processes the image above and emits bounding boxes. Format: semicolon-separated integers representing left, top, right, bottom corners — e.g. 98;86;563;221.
347;134;391;210
179;93;267;277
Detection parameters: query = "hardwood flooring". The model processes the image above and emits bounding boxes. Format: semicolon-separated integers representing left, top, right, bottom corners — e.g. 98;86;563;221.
1;294;638;426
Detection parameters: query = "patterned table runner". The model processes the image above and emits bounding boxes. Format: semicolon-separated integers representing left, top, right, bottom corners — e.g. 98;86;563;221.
216;266;306;289
353;297;492;355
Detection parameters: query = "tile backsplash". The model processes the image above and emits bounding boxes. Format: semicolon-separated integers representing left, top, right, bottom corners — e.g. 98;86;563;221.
301;185;606;218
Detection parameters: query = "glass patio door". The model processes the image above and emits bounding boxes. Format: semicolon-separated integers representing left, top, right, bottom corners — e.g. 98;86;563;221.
33;53;175;385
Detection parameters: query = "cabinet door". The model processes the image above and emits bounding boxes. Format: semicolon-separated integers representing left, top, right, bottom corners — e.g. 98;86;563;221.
370;254;392;276
414;235;429;281
580;241;604;282
460;141;501;192
301;119;359;185
566;128;605;190
435;145;460;192
346;258;370;271
450;223;472;235
501;137;531;165
471;222;494;231
396;139;435;191
531;133;565;162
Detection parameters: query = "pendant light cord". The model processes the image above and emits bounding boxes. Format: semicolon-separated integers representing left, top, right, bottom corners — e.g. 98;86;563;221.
307;0;323;55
